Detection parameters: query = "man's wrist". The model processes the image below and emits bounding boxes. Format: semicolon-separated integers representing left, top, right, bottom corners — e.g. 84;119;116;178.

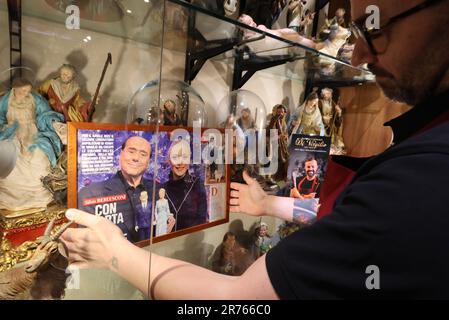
108;236;130;273
261;195;275;217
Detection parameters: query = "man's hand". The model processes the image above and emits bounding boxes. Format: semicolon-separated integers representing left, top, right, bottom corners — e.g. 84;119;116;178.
60;209;125;271
290;188;304;199
230;171;267;216
303;192;316;199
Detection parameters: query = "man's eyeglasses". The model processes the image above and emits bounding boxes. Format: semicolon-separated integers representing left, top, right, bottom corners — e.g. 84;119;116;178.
350;0;444;55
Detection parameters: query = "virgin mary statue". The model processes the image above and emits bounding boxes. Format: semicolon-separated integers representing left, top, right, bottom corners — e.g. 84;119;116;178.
0;78;64;212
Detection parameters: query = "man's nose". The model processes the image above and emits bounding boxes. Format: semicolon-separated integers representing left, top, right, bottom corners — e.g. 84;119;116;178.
351;37;377;67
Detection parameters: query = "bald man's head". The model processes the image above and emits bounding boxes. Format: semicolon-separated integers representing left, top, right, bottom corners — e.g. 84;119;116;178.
120;136;151;179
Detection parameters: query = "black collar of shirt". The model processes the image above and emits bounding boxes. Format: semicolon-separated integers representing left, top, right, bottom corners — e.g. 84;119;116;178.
168;171;195;184
385;90;449;144
117;171;145;191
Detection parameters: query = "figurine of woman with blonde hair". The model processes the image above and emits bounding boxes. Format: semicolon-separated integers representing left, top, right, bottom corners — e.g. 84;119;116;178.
155;188;173;237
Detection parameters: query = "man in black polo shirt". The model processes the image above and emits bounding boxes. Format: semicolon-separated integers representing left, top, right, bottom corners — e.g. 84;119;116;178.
239;0;449;298
62;0;449;299
290;157;322;199
78;136;153;243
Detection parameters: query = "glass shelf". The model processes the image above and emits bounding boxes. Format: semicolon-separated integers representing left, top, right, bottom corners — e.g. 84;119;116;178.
19;0;165;46
0;0;373;84
163;0;373;84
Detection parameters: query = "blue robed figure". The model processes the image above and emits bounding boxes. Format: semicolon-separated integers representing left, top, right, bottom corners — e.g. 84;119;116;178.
0;78;64;211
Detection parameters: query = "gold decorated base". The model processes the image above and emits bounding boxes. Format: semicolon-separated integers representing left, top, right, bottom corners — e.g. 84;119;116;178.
0;208;70;273
0;204;66;231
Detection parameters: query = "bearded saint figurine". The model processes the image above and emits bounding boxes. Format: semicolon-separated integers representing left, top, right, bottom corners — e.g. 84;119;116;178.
39;64;93;122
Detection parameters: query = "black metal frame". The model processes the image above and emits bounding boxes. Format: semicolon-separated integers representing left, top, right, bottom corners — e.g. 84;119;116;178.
232;47;306;91
184;9;307;91
7;0;22;82
184;10;241;84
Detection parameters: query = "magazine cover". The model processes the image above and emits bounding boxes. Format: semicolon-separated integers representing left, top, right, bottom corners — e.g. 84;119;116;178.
68;123;230;246
281;134;331;225
287;134;331;201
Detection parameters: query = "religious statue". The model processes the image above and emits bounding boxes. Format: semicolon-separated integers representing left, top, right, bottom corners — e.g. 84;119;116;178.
224;0;239;18
238;14;317;49
252;222;272;258
211;231;253;276
177;91;189;126
39;64;93;122
319;88;345;155
287;0;306;32
289;92;325;136
318;8;347;41
162;99;182;126
287;0;315;35
236;107;256;132
317;22;352;76
0;78;64;213
266;104;289;182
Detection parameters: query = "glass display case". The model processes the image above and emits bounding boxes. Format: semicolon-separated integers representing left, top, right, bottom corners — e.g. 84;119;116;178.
0;0;409;300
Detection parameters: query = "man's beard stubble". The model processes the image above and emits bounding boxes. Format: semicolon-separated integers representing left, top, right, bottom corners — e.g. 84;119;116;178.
307;170;315;177
368;26;449;106
369;64;419;106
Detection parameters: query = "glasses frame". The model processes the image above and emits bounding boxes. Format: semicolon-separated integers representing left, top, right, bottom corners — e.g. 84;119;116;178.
350;0;445;55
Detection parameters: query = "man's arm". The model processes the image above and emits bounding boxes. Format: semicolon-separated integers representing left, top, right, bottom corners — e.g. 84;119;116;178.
61;209;278;300
230;171;317;224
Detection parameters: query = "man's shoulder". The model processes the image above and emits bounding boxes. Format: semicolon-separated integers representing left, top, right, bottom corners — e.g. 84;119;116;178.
348;123;449;200
364;121;449;171
405;120;449;147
